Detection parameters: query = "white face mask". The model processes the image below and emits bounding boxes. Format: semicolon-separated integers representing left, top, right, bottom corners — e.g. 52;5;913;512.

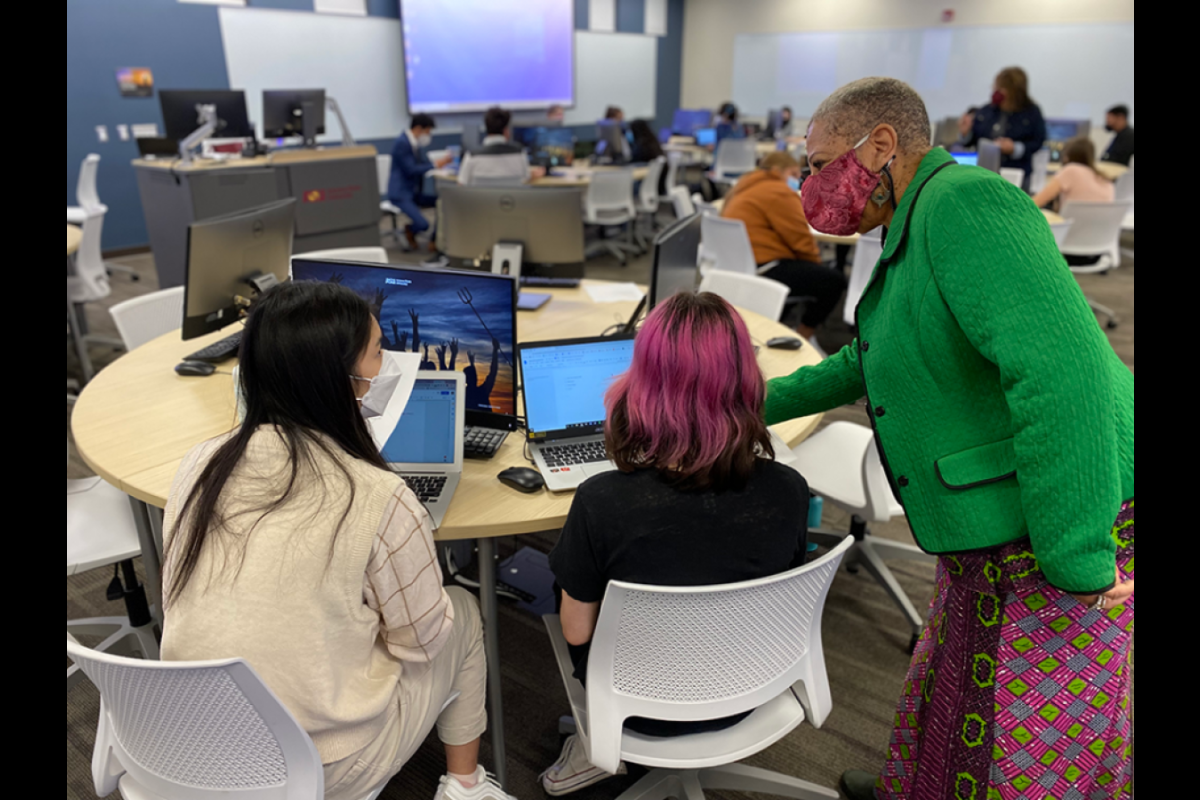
417;133;433;149
352;351;405;419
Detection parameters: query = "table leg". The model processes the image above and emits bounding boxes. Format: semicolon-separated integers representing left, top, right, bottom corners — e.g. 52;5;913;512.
476;537;508;789
128;497;164;623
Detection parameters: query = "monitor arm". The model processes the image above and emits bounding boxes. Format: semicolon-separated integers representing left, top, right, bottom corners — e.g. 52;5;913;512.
178;104;220;165
326;96;357;147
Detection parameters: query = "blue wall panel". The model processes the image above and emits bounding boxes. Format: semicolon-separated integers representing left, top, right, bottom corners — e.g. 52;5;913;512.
616;0;644;34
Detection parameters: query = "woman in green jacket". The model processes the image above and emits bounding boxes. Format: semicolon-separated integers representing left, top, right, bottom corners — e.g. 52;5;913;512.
774;79;1135;800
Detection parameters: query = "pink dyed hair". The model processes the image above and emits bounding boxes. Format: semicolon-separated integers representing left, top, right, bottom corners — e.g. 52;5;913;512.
605;292;773;491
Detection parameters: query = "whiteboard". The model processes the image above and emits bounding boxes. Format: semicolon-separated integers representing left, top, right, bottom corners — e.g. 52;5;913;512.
219;7;407;143
732;23;1135;130
565;32;658;125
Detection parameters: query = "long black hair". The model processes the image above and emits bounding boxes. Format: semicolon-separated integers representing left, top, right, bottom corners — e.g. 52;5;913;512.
167;281;389;604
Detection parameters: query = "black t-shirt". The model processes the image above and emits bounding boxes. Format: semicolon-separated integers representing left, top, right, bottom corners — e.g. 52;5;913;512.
549;460;810;736
1103;127;1135;167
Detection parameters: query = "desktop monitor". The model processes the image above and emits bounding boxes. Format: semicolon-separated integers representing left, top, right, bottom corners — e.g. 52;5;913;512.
1045;118;1092;144
949;152;979;167
694;128;717;148
182;199;296;341
160;90;254;143
594;121;629;164
437;184;586;268
461;124;484;153
290;259;519;429
765;110;784;138
673;109;713;136
977;140;1003;174
262;89;326;144
512;126;575;167
933;117;960;148
651;212;702;308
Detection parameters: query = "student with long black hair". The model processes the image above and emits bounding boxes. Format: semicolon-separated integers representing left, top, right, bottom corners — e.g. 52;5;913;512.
161;282;515;800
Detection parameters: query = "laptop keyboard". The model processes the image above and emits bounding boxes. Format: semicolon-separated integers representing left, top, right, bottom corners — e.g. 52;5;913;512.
542;441;609;468
401;475;449;503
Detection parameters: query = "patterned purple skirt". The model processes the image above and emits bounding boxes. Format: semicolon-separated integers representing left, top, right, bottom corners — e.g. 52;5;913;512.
876;501;1135;800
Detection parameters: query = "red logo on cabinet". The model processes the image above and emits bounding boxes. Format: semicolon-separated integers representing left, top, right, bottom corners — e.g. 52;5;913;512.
303;185;363;203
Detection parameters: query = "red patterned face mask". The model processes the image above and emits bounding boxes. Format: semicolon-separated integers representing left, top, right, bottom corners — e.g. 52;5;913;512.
802;135;893;237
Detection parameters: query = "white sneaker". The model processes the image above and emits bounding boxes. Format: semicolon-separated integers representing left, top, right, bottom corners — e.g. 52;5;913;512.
540;734;628;797
434;766;517;800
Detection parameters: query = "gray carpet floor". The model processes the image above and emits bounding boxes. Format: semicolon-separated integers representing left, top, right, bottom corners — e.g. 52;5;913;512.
67;222;1135;800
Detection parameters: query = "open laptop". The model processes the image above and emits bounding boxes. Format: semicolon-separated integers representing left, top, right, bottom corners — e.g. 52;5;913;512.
380;372;466;528
519;336;637;493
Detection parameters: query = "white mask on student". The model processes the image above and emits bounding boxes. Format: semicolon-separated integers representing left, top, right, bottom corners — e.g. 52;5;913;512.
417;133;433;149
352;351;405;419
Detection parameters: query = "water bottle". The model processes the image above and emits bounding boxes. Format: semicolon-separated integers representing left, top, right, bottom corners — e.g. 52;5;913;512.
807;496;823;553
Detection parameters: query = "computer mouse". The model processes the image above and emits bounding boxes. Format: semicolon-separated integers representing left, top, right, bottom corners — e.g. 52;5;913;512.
498;467;546;494
767;337;805;351
175;360;217;377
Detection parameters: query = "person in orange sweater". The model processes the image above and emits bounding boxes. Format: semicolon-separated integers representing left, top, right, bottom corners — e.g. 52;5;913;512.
722;153;848;343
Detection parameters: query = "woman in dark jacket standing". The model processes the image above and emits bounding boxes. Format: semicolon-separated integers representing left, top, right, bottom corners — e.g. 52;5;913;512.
967;66;1047;180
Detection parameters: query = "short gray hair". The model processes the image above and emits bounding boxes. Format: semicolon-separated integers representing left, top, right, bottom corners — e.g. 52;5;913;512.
811;77;932;153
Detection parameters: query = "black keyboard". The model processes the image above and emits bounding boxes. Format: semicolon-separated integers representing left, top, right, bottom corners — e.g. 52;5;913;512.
521;276;582;288
402;474;449;503
185;332;243;364
541;440;608;468
464;427;508;460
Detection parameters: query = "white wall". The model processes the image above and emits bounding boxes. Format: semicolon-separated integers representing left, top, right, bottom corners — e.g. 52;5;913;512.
683;0;1135;123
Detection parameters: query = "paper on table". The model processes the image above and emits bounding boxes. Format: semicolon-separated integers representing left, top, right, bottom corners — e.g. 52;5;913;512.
585;282;645;304
366;352;422;451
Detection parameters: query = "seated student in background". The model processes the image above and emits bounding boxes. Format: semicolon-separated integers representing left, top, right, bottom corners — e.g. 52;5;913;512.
1032;136;1115;212
628;119;670;197
161;282;514;800
547;104;566;126
720;152;848;350
389;114;454;251
1103;104;1135;166
715;102;747;142
458;107;545;187
542;291;810;797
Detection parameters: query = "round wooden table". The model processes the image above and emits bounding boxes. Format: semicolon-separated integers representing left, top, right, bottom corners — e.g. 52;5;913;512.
67;225;82;256
70;279;823;786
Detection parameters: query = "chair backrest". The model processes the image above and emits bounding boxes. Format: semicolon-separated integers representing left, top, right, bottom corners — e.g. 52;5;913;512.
293;247;389;264
1114;167;1135;204
861;437;898;523
70;205;111;304
586;169;637;217
713;138;758;178
662;151;683;199
670;186;695;219
699;271;789;322
76;154;102;211
700;214;758;277
109;287;185;351
67;636;324;800
585;538;854;774
1029;149;1051;195
375;155;391;197
638;157;666;212
692;193;720;217
1059;201;1134;260
842;231;885;327
1049;220;1074;248
1000;168;1025;188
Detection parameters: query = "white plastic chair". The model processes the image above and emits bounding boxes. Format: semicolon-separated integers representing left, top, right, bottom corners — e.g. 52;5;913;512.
661;151;683;201
636;157;667;248
1114;167;1135;236
1049;220;1074;248
671;186;696;219
1058;200;1134;329
377;154;410;243
68;204;122;383
699;215;772;277
1028;149;1051;195
543;538;853;800
67;153;102;225
692;193;720;217
1000;168;1025;188
842;231;884;327
790;423;936;653
66;637;391;800
700;271;790;322
293;247;389;265
711;139;758;183
109;287;185;352
67;429;160;691
584;170;639;264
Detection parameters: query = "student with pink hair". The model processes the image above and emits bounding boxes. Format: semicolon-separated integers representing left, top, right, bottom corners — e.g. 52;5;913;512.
541;292;812;796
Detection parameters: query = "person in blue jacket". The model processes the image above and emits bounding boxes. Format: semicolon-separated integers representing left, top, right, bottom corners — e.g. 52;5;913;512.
389;114;453;250
965;67;1046;183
